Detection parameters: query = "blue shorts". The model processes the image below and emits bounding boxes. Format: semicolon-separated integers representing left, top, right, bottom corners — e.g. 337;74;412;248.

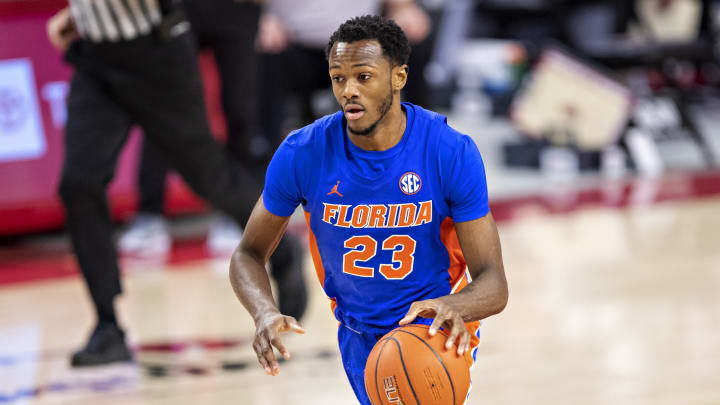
337;318;437;405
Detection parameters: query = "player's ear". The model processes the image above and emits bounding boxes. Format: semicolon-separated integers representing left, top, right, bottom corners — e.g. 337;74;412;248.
392;64;408;91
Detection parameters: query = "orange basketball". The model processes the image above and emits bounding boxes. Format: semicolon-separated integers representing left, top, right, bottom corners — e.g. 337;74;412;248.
364;324;470;405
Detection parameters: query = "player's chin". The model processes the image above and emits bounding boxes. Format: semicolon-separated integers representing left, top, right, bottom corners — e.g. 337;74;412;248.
347;122;371;136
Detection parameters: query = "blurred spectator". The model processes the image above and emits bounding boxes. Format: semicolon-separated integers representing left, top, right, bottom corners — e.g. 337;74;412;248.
47;0;305;367
656;0;720;49
256;0;433;146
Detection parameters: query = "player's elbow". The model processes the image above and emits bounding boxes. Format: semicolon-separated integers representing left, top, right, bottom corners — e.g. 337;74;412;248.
496;282;509;314
231;243;260;268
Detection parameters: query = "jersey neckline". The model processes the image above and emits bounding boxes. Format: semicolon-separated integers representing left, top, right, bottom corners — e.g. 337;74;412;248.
344;103;413;160
336;103;416;185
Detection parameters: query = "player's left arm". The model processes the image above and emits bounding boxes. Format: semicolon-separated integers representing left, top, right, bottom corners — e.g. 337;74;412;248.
399;213;508;355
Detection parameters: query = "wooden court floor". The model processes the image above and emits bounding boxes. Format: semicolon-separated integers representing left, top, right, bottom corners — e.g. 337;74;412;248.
1;195;719;405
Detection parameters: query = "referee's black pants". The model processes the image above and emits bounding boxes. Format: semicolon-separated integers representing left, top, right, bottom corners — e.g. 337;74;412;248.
58;32;267;321
137;0;264;215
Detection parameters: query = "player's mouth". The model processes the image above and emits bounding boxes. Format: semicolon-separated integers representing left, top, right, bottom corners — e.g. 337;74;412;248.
344;104;365;121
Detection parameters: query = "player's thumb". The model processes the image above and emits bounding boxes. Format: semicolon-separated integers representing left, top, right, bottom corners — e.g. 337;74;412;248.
398;310;419;326
284;317;305;334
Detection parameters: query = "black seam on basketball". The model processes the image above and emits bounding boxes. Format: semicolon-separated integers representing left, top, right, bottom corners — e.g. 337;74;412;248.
374;338;391;405
394;329;456;405
388;337;422;405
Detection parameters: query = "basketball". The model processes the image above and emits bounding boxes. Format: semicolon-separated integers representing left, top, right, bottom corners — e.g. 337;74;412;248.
364;324;471;405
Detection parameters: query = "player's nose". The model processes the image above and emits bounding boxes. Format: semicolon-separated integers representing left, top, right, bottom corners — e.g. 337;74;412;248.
342;79;360;100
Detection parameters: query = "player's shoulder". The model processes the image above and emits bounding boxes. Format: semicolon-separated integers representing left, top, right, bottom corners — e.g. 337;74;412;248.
405;102;473;152
406;102;447;128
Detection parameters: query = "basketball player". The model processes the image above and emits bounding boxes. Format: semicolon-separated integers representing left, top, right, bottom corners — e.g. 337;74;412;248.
229;15;508;404
46;0;304;367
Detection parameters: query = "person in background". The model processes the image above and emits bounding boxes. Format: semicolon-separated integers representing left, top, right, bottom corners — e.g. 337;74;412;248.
256;0;433;147
46;0;305;367
118;0;271;259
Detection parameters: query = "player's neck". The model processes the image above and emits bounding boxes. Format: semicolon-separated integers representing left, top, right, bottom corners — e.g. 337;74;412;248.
347;102;406;152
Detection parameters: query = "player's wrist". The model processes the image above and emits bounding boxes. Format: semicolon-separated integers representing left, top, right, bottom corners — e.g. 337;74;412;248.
252;306;283;326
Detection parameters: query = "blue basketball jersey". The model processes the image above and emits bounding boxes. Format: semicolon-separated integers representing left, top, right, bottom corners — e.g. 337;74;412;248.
263;102;489;333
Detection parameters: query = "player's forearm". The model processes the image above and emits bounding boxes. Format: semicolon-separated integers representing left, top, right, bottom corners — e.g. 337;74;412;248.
229;247;280;324
439;265;508;322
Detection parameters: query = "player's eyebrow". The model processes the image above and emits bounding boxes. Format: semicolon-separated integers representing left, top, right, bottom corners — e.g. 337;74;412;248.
329;63;375;70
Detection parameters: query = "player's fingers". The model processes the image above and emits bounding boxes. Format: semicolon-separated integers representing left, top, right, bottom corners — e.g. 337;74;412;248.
457;329;471;356
428;311;447;336
261;340;280;376
253;339;272;375
270;336;291;360
258;328;281;376
283;316;306;334
445;322;463;351
398;302;423;325
255;351;271;374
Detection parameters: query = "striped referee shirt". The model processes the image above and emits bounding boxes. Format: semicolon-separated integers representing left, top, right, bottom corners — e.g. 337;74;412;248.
69;0;173;42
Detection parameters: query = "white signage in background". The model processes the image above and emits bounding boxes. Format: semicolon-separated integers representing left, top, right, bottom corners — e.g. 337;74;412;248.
0;58;47;163
42;81;69;129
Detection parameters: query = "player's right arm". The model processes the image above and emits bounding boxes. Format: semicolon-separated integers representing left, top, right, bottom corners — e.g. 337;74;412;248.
229;197;304;376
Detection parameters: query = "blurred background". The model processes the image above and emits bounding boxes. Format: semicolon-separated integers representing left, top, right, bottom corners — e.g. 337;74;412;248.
1;0;719;404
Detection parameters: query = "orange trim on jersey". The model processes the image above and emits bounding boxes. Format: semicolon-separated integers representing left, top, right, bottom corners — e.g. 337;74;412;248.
440;217;467;289
463;320;481;368
440;217;479;367
304;211;337;314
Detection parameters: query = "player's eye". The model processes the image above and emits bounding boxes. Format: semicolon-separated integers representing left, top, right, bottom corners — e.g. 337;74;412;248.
332;76;344;83
359;73;371;81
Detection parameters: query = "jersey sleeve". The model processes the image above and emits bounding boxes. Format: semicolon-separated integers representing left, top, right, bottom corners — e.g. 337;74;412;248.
444;135;490;222
262;139;303;217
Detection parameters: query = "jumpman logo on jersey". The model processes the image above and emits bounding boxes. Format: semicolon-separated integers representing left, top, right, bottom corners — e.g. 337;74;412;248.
327;180;344;197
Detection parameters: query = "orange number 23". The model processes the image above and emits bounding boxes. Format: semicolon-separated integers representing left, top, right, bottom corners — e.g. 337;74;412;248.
343;235;417;280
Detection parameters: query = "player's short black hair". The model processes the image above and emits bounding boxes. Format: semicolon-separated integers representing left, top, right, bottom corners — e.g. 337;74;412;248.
326;15;411;68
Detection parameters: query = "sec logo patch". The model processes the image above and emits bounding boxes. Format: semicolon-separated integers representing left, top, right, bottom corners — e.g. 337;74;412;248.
399;172;422;195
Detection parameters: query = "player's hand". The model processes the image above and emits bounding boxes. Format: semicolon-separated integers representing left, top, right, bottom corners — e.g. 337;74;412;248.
398;298;470;356
252;312;305;376
47;7;78;52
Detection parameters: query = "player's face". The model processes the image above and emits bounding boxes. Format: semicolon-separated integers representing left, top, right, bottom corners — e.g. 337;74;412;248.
328;40;404;136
